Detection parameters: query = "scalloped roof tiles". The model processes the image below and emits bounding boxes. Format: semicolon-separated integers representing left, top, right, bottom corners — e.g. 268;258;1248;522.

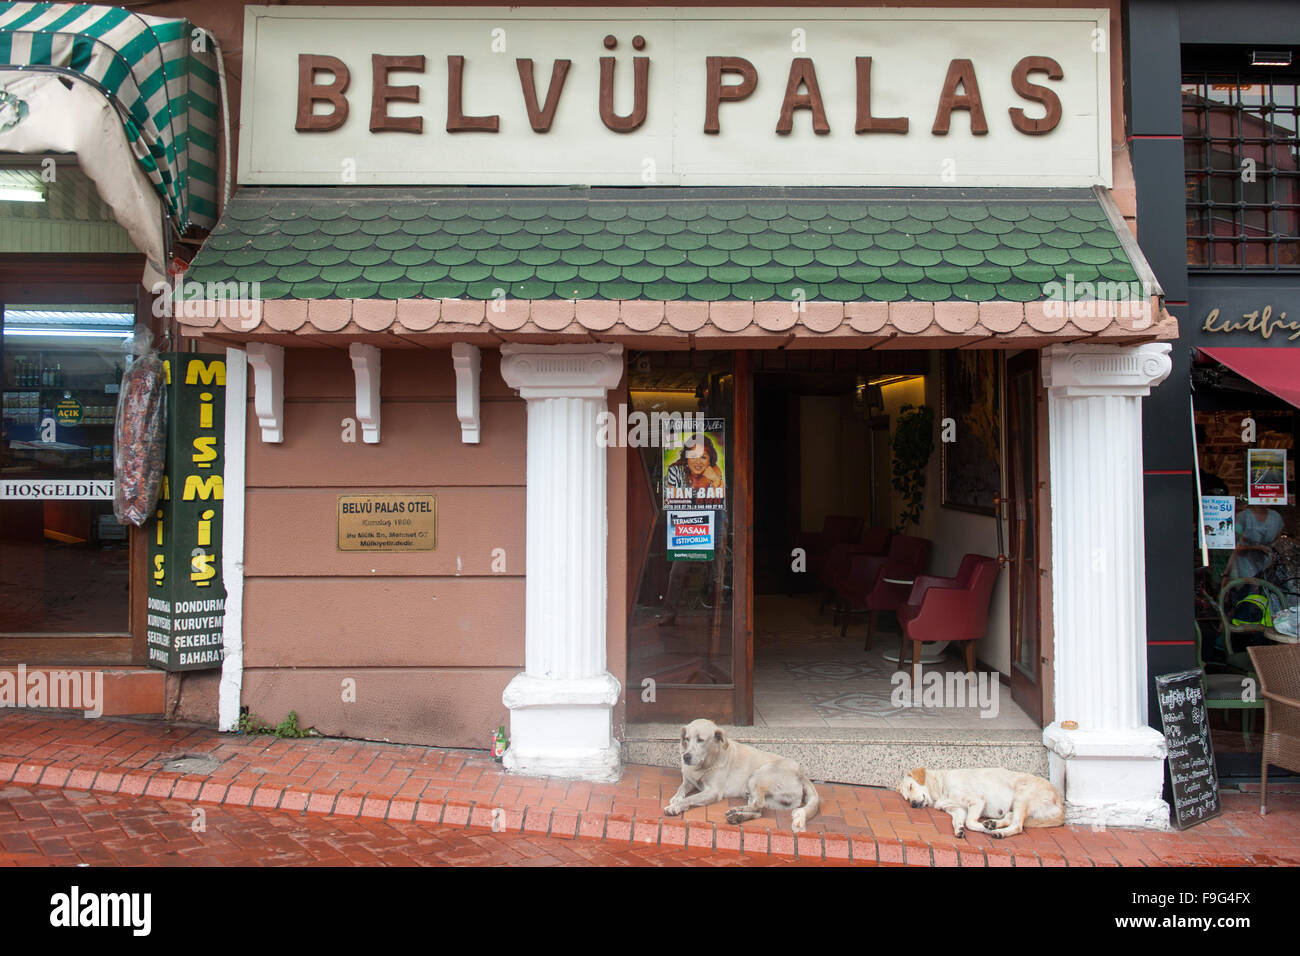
188;187;1143;305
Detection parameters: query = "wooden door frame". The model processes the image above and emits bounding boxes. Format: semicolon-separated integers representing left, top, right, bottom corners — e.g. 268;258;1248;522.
733;350;753;725
1006;350;1045;724
624;349;751;725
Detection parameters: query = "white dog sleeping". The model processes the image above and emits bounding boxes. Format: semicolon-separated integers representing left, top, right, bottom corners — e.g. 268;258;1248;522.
898;766;1064;839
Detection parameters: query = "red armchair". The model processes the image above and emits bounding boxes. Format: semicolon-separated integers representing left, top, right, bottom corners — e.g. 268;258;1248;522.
895;554;1001;681
795;515;866;579
817;525;891;614
793;515;863;593
834;535;932;647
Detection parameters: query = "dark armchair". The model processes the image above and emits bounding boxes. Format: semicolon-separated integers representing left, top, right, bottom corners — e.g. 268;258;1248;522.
894;554;1001;681
834;535;932;648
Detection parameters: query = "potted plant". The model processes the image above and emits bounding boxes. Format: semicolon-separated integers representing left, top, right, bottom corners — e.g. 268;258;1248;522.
891;403;935;533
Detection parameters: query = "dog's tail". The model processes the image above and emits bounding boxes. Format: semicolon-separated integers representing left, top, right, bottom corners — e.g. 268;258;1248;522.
791;778;821;831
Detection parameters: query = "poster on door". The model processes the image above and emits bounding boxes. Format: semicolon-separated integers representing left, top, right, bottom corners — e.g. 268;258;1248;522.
1247;449;1287;506
662;418;726;511
1201;495;1235;550
667;510;715;562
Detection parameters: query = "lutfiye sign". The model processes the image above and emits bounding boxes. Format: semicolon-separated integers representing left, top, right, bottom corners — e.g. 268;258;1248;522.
242;6;1110;187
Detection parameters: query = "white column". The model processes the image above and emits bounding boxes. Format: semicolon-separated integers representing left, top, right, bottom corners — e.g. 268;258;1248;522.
1041;342;1173;829
499;343;624;781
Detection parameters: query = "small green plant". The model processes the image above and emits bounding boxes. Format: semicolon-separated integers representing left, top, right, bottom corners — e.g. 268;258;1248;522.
238;709;314;738
891;403;936;533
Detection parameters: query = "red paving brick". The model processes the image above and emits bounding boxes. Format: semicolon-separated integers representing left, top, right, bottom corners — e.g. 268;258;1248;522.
0;785;816;867
0;712;1296;866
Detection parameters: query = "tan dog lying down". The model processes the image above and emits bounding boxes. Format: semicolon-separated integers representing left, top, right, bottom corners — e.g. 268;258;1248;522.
899;767;1064;839
664;719;820;832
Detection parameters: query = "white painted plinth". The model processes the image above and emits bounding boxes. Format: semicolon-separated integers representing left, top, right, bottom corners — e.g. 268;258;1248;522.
502;673;621;781
1042;343;1174;829
500;344;625;783
1044;723;1171;829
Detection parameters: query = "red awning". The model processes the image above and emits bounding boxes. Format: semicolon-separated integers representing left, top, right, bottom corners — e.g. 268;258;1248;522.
1200;347;1300;409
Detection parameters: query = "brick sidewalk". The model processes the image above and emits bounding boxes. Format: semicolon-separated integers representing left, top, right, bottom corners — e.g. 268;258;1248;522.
0;785;806;867
1;713;1297;866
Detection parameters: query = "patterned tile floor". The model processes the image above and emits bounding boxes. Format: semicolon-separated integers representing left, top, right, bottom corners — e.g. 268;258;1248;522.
751;594;1037;731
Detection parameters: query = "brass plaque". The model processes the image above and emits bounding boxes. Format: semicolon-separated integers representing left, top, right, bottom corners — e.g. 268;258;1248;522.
337;494;437;551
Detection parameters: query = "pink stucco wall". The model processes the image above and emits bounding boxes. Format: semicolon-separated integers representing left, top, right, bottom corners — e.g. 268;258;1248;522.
235;345;630;749
239;347;526;747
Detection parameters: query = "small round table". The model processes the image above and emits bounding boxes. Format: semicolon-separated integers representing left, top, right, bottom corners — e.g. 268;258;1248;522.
878;577;951;664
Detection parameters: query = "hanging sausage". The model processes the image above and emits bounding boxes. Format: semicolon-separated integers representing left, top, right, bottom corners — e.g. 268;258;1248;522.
113;330;167;527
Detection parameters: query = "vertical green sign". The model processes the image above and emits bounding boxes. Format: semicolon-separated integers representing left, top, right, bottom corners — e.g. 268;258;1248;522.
146;354;226;671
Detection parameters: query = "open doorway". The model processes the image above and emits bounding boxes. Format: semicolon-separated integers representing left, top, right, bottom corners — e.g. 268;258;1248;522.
748;348;1039;737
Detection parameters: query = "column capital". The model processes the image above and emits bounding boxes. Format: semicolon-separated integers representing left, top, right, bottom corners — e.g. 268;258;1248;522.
1041;342;1172;398
500;343;624;399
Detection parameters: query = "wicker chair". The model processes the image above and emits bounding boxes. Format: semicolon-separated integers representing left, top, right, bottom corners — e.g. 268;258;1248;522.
1246;643;1300;815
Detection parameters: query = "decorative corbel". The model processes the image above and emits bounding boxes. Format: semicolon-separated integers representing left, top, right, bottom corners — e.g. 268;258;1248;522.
349;342;381;444
245;343;284;443
452;343;481;444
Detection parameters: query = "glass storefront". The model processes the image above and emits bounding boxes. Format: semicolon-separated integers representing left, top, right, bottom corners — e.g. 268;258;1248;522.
626;351;737;700
1193;359;1299;769
1;308;133;634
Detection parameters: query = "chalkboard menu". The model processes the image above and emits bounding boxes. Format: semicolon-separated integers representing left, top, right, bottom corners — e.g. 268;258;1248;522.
1155;669;1221;829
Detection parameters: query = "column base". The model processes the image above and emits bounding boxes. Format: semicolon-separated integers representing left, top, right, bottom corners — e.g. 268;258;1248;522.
1043;723;1171;830
502;672;622;783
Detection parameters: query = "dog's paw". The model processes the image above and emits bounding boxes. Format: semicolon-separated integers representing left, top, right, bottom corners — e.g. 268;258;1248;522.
988;829;1005;839
791;808;807;832
953;827;965;839
664;802;683;817
724;809;744;825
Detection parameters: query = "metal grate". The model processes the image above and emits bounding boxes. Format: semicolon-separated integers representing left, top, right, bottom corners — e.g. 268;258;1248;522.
1182;71;1300;270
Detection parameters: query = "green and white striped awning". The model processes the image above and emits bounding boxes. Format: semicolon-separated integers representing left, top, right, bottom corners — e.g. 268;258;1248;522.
0;1;221;233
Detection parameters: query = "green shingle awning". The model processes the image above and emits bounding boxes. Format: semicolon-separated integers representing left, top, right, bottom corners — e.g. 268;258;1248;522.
180;186;1175;344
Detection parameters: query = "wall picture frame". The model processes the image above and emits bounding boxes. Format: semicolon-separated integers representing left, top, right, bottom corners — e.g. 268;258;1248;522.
940;350;1003;515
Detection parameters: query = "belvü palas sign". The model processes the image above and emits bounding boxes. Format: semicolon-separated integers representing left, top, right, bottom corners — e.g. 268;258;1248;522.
240;6;1110;188
146;355;226;672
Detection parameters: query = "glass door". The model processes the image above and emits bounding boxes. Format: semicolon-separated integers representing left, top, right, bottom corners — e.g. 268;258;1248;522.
625;350;751;723
1006;351;1043;724
1;306;134;648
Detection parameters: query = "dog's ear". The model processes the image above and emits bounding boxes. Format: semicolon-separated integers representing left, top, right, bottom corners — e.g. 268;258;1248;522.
680;726;688;742
714;728;727;747
909;767;926;786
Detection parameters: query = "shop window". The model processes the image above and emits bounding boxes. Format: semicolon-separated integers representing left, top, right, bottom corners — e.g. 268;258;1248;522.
1;308;132;634
1193;361;1299;764
1182;58;1300;270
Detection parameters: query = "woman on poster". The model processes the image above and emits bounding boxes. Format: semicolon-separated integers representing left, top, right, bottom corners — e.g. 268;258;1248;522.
663;433;724;501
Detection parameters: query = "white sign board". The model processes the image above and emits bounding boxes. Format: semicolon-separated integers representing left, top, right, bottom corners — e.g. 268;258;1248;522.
241;6;1111;188
1;479;113;500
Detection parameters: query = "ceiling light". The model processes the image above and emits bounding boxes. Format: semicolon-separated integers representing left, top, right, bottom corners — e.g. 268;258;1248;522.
3;329;132;338
1251;50;1292;67
867;373;922;386
0;185;44;202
